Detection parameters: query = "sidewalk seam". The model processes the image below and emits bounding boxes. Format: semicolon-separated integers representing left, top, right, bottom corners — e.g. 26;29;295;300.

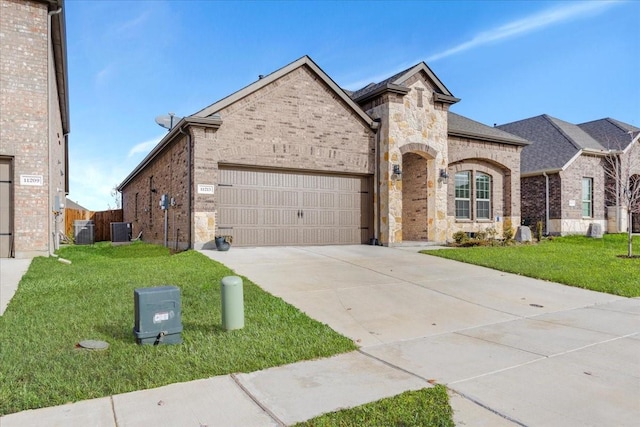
230;373;286;427
110;396;119;427
359;349;526;426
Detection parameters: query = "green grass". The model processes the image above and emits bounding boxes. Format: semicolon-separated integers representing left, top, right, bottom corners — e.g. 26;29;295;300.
294;386;454;427
0;242;356;415
423;234;640;297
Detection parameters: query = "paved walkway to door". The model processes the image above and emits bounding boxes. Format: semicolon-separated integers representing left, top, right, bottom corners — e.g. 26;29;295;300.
201;245;640;426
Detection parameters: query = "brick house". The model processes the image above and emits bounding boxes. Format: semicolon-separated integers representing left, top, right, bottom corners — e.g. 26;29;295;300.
118;56;528;249
0;0;69;258
497;115;640;235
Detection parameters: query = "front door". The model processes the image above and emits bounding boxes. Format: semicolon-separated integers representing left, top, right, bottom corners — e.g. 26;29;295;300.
0;158;13;257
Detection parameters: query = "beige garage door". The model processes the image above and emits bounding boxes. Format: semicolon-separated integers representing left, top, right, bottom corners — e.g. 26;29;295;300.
217;167;372;246
0;158;12;258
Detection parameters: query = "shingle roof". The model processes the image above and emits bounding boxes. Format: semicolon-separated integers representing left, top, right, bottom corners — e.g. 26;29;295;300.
496;114;606;173
578;118;640;150
448;112;529;146
349;66;415;100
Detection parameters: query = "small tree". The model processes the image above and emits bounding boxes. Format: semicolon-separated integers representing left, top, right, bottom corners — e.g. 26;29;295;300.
603;135;640;257
109;184;122;210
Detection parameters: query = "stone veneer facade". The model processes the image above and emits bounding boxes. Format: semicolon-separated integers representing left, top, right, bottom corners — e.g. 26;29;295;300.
358;73;450;244
0;0;67;257
357;72;522;244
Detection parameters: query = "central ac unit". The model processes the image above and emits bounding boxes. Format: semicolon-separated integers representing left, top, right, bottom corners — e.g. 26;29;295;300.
111;222;132;243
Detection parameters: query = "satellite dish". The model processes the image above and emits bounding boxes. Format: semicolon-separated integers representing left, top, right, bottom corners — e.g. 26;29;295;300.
155;113;181;131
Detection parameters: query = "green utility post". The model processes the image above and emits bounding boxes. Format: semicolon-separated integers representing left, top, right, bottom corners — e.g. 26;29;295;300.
221;276;244;330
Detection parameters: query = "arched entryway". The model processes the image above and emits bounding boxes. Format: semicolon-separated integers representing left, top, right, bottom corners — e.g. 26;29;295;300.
401;152;435;241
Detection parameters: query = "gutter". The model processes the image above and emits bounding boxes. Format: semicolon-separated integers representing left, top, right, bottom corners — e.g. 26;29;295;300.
448;130;530;147
48;5;62;255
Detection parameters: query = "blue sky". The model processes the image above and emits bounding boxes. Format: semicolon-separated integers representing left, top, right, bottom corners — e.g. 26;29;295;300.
65;0;639;210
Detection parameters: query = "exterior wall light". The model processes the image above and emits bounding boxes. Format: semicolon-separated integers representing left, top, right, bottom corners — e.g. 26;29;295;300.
439;169;449;183
393;164;402;175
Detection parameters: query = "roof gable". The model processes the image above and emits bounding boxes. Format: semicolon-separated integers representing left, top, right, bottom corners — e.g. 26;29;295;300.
349;62;459;104
578;117;640;151
193;56;377;129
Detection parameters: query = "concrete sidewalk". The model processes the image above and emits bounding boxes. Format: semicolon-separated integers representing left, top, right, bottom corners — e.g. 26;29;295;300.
0;257;32;316
1;245;638;426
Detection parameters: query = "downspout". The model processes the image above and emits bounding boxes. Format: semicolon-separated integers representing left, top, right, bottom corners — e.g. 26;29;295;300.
178;126;192;250
373;118;382;245
543;172;549;235
48;6;63;255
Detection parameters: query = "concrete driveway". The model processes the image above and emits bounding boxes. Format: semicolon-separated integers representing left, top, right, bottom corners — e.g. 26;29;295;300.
201;245;640;426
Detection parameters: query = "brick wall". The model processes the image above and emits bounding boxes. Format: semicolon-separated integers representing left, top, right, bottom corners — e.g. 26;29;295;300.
402;152;428;240
447;136;523;238
121;135;191;250
123;64;376;249
0;0;63;257
559;154;605;221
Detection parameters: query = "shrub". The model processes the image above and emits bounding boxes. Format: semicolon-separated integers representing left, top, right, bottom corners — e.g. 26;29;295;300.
485;227;498;240
503;218;514;241
452;231;468;245
536;221;544;241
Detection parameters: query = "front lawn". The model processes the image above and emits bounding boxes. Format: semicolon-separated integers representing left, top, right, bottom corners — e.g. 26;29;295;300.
0;242;357;415
294;386;454;427
423;234;640;297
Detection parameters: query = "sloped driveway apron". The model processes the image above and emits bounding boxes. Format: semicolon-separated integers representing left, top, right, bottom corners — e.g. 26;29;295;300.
200;245;640;426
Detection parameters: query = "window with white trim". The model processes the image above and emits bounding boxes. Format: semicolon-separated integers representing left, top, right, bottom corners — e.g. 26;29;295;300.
582;177;593;218
455;170;493;220
476;172;491;219
455;171;471;219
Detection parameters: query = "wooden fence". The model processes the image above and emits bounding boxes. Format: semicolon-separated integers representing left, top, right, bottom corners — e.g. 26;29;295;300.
65;209;123;242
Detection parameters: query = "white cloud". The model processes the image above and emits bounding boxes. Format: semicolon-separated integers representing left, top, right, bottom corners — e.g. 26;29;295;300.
113;10;151;36
426;1;620;62
128;135;164;158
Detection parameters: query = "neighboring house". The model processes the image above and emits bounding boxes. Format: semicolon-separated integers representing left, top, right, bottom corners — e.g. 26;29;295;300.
497;115;640;235
580;118;640;233
0;0;70;258
118;56;528;250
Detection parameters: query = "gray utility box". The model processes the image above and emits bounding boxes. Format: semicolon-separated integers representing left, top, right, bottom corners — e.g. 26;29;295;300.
133;286;183;345
74;220;94;245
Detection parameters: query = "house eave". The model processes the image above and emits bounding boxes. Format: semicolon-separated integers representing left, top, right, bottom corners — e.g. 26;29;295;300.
434;92;460;105
353;83;410;104
521;169;563;178
448;130;530;146
117;117;222;191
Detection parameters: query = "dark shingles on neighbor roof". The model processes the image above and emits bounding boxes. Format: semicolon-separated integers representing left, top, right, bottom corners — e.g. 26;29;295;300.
448;112;529;146
578;118;640;150
496;114;595;173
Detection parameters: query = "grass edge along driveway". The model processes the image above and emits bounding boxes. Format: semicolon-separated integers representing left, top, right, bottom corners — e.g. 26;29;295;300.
422;234;640;297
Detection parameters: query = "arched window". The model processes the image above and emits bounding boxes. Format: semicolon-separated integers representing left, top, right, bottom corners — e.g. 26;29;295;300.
476;172;491;219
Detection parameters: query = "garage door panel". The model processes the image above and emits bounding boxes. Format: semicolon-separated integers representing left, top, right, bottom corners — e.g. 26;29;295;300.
218;167;371;246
